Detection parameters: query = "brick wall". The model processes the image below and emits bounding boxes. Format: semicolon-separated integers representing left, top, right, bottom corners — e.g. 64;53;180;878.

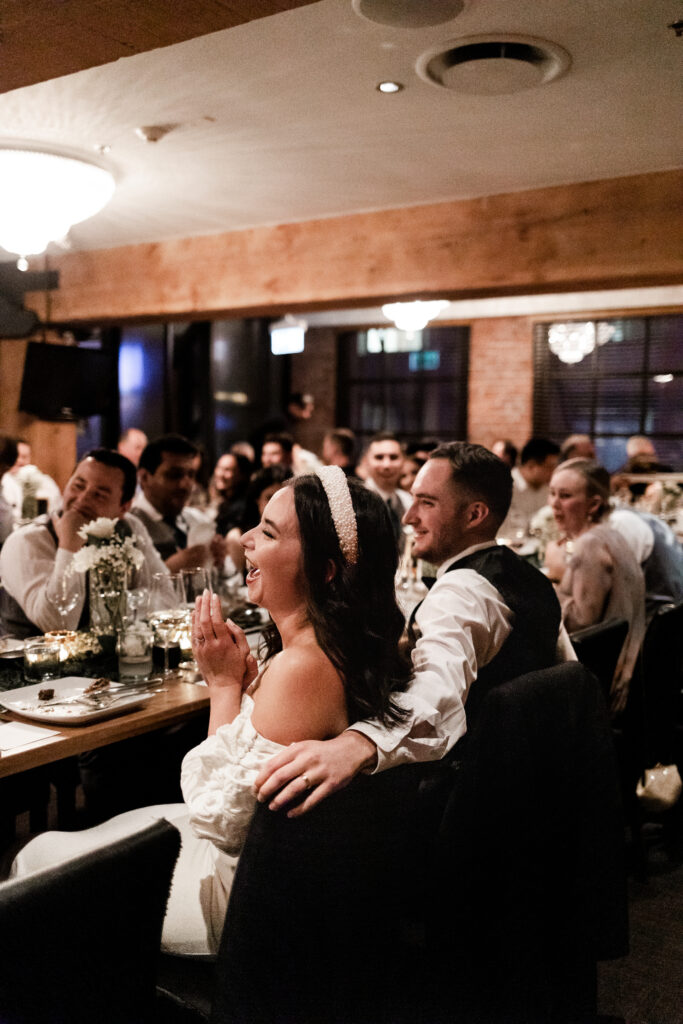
290;327;338;457
467;317;535;450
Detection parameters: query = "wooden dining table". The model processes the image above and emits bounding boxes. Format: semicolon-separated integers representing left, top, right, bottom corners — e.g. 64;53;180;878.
0;674;209;779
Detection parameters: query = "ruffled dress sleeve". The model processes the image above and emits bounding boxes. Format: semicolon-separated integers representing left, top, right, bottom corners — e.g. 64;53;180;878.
180;692;286;856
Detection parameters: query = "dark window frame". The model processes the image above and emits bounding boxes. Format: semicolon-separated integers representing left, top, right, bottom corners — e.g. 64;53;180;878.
336;325;470;450
533;313;683;471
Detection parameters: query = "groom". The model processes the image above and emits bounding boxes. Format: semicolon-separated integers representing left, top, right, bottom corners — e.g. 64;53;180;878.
254;441;569;815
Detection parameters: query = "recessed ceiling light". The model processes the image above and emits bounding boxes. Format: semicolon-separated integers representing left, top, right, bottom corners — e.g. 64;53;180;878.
377;81;403;94
653;374;674;383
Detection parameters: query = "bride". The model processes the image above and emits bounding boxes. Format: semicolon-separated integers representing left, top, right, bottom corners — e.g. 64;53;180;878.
13;467;410;956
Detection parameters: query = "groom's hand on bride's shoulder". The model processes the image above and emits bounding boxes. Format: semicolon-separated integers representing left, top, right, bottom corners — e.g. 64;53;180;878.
253;731;378;817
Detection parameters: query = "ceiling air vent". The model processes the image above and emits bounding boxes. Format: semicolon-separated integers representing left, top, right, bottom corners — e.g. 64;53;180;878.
416;34;571;94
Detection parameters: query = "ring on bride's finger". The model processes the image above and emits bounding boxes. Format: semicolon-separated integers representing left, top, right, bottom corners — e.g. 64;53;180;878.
300;774;311;789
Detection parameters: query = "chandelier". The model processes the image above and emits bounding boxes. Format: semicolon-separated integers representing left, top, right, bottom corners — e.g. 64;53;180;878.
547;321;616;364
0;146;116;259
381;300;449;332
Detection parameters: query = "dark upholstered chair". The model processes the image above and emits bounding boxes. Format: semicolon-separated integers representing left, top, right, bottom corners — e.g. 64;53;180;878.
428;661;628;1024
209;760;449;1024
162;665;628;1024
0;819;180;1024
570;618;629;703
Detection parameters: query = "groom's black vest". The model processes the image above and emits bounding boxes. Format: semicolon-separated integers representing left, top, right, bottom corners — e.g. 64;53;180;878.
431;545;562;727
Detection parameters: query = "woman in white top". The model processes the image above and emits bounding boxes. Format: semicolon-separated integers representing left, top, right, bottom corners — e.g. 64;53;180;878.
13;468;410;956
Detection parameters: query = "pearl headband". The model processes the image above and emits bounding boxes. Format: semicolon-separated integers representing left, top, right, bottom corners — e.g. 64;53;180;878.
315;465;359;565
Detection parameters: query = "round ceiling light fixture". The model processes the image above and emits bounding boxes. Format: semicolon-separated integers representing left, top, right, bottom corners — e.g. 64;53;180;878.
416;34;571;95
0;143;116;258
382;300;449;332
352;0;465;29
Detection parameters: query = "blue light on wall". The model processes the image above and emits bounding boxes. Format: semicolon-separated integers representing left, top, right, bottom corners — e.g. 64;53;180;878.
118;341;145;393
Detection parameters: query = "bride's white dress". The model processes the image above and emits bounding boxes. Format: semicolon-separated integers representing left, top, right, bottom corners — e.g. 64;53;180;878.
12;689;285;957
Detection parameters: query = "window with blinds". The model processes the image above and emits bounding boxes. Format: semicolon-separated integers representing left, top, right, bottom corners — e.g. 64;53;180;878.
533;314;683;472
336;325;469;450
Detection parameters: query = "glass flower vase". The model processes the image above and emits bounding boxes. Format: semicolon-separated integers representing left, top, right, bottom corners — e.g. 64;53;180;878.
88;563;130;648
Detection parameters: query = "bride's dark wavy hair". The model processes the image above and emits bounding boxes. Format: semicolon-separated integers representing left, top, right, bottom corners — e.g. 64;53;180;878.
260;475;411;726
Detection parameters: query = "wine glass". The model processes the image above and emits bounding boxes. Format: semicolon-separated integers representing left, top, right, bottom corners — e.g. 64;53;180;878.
126;586;150;625
150;572;186;676
54;576;79;629
179;568;211;671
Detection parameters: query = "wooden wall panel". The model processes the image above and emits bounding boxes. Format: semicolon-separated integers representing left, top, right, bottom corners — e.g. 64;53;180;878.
27;171;682;326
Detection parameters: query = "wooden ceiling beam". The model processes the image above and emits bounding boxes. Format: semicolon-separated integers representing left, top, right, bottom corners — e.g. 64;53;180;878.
25;170;683;325
0;0;315;93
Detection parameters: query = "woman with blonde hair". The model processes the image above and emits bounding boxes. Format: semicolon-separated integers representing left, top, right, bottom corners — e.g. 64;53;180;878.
544;458;645;713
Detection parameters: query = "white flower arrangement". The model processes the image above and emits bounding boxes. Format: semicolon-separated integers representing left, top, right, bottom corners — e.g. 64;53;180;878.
70;516;144;576
16;464;43;494
17;464;45;519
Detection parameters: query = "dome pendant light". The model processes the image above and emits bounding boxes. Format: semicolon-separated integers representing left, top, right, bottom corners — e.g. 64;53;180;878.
0;145;116;259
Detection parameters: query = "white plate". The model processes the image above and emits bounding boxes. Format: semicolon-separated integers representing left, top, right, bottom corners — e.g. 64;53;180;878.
1;677;155;726
0;637;25;658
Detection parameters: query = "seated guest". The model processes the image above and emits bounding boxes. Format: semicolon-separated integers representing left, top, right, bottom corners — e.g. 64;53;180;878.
131;434;226;573
619;435;672;475
497;437;560;543
491;438;518;468
544;459;646;714
117;427;148;467
260;432;294;469
322;428;358;477
616;435;673;499
0;435;18;547
210;452;253;536
559;433;596;462
225;465;292;575
0;449;169;638
363;432;411;549
13;469;410;957
608;504;683;617
1;437;62;522
400;454;425;492
254;442;573;817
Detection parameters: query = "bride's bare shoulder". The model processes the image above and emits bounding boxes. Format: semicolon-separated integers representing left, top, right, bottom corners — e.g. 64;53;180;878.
251;645;348;744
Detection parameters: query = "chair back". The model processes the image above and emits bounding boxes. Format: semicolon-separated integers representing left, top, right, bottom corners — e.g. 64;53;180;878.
638;600;683;765
0;819;180;1024
570;617;629;701
429;661;628;1024
211;760;450;1024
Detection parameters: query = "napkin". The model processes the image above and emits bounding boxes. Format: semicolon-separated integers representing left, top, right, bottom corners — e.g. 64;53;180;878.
0;721;59;751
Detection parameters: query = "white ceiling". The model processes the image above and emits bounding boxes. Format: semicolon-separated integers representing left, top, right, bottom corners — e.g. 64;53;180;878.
0;0;681;259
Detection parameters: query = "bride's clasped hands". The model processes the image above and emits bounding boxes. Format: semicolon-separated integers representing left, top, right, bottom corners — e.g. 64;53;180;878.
191;590;258;733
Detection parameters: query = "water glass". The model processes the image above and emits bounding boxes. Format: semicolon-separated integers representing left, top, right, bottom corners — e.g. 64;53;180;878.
24;637;62;683
116;625;154;682
181;567;211;609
